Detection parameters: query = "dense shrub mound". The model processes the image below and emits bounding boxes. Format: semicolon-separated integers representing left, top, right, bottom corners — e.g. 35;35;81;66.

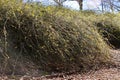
94;14;120;48
0;0;110;72
78;12;120;49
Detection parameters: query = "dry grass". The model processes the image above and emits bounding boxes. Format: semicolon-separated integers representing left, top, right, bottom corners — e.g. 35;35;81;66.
0;0;113;73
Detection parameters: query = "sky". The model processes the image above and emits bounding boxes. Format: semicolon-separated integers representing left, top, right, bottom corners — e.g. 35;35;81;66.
24;0;102;10
84;0;101;10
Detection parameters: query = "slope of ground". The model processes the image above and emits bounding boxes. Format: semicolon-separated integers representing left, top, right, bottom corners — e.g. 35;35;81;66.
0;49;119;80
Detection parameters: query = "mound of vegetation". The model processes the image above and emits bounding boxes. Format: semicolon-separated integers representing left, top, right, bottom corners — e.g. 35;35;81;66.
94;13;120;48
74;11;120;49
0;0;111;72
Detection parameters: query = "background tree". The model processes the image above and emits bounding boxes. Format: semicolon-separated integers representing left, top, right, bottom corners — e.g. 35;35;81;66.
53;0;67;6
27;0;33;2
101;0;120;12
76;0;83;10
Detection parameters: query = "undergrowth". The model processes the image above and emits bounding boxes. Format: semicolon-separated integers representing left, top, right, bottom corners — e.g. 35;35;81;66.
0;0;117;73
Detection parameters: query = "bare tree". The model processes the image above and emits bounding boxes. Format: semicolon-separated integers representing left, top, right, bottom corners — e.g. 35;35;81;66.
53;0;67;6
76;0;83;10
109;0;114;12
101;0;120;12
101;0;104;12
27;0;33;2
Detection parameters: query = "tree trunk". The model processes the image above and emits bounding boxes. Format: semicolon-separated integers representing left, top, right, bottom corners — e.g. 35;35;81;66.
54;0;67;6
109;0;114;12
101;0;104;12
77;0;83;10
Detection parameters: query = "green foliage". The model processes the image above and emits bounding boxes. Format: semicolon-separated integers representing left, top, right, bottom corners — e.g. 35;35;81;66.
0;0;111;72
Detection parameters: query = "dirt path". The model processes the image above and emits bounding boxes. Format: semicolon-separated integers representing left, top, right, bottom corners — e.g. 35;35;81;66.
39;68;120;80
110;49;120;67
0;49;120;80
34;49;120;80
